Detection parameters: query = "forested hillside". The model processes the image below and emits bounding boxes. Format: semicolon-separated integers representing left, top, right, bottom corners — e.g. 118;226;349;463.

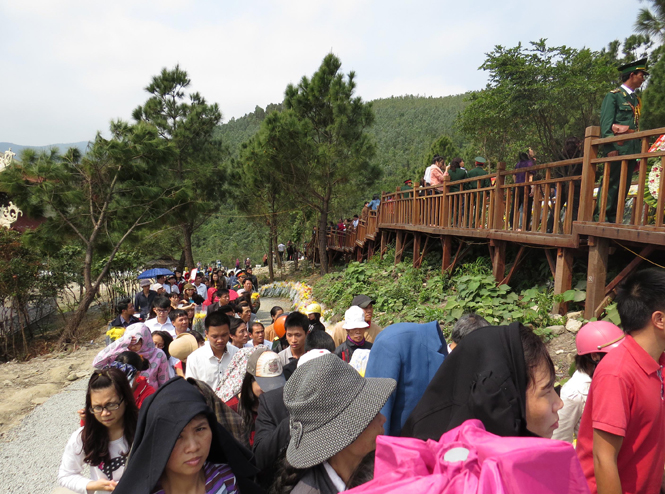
198;94;469;264
367;94;468;192
216;94;468;193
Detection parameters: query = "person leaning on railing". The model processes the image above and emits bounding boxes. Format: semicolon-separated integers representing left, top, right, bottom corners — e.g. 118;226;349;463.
597;58;649;223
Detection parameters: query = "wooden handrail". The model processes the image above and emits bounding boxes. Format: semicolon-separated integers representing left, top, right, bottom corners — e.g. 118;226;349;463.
327;126;665;255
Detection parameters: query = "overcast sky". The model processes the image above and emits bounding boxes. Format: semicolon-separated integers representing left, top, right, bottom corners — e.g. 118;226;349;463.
2;0;642;145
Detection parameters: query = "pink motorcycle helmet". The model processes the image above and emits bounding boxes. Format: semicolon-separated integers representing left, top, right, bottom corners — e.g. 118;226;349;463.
575;320;625;355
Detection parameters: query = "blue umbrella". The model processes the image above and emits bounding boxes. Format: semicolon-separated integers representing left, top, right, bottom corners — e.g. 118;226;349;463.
137;268;174;280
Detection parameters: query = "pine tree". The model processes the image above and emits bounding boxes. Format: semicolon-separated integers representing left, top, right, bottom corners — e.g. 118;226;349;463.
641;53;665;129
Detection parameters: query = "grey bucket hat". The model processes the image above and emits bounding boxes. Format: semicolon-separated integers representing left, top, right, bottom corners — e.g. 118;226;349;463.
283;353;396;469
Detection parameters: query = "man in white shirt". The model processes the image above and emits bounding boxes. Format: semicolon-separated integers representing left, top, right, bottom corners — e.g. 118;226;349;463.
185;312;238;390
170;309;190;336
277;243;286;262
144;296;176;337
193;272;208;299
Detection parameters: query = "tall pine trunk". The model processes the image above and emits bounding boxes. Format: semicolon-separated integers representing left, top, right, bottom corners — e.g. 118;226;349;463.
317;193;330;274
57;289;98;345
182;222;195;270
268;217;275;282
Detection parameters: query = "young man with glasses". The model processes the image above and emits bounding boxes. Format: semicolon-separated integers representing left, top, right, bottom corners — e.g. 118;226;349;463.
145;297;176;337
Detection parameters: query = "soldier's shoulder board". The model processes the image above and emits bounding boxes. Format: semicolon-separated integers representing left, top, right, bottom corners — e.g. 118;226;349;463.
610;88;621;93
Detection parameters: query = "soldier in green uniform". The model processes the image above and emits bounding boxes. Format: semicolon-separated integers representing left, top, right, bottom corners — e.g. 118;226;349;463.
466;157;491;189
598;58;648;223
399;179;413;199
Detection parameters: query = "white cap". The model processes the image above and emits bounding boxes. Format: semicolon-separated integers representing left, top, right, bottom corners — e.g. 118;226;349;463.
343;306;369;330
150;283;164;291
297;349;331;368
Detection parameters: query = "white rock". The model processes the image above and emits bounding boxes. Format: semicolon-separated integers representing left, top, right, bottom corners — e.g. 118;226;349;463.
546;325;566;335
555;349;565;354
550;314;563;321
566;319;583;333
66;373;79;382
567;311;584;320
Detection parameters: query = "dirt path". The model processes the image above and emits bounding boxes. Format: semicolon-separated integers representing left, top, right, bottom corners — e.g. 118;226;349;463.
0;340;106;438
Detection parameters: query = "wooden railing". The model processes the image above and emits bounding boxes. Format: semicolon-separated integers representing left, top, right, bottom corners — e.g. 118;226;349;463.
579;127;665;227
326;212;379;252
329;125;665;253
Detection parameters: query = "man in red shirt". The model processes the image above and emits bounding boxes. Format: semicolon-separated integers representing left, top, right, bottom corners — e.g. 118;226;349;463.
576;268;665;494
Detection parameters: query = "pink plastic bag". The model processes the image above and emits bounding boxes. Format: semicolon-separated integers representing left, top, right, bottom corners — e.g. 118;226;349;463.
347;419;589;494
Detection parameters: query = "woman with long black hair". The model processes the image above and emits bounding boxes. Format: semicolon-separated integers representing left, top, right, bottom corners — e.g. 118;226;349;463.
58;368;138;493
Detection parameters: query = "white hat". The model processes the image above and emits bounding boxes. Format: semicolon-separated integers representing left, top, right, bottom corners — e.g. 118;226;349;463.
297;349;331;368
139;279;151;287
150;283;163;291
343;306;369;330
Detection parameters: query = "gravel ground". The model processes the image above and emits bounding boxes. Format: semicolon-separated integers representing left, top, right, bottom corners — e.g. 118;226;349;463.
0;377;89;494
0;297;291;494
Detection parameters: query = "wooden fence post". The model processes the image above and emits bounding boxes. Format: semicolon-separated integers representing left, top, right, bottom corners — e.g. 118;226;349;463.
441;236;452;274
412;182;419;226
552;248;573;315
441;175;450;228
586;236;609;319
492;162;506;229
580;126;600;222
395;231;404;265
491;240;506;282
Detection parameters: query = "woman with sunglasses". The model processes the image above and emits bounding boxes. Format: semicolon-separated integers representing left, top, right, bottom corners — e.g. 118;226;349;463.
58;368;138;493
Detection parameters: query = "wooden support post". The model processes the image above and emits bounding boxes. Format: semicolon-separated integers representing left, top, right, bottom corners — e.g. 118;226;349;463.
441;236;452;274
500;245;526;286
585;236;609;320
492;162;506;229
380;231;387;259
552;248;573;315
605;245;655;295
414;235;430;269
491;240;506;282
544;249;556;279
412;233;422;268
394;231;404;264
580;126;600;222
367;240;374;260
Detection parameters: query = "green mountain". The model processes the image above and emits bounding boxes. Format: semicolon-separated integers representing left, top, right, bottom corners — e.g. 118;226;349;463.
0;141;90;156
216;94;469;194
195;94;469;263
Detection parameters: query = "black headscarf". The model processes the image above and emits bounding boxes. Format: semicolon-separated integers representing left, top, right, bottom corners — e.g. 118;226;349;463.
114;377;264;494
401;322;530;440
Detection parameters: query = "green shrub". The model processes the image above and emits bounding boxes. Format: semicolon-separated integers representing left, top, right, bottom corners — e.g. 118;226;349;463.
313;253;559;338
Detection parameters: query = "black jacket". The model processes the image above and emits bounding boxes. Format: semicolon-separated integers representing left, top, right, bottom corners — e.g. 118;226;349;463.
401;323;529;440
253;387;290;488
110;314;140;328
334;338;372;363
114;377;264;494
307;321;326;333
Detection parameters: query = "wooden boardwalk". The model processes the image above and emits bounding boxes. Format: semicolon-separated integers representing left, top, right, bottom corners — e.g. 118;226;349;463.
323;126;665;319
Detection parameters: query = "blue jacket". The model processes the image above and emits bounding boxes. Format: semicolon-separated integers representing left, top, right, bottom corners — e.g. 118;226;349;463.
365;321;448;436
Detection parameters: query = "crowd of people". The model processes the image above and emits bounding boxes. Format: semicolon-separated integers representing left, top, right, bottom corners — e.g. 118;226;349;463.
55;258;665;494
